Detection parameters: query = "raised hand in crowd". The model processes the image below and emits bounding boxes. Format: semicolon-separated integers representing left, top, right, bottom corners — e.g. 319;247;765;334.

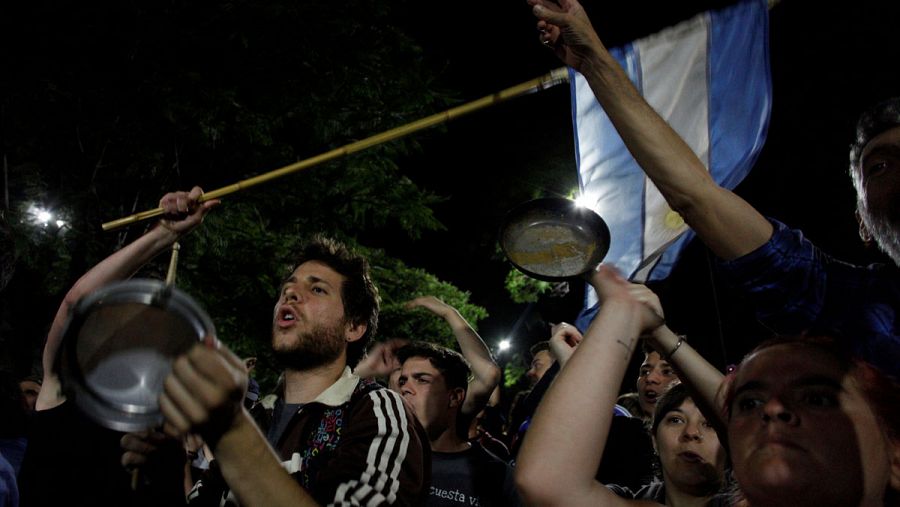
405;296;502;416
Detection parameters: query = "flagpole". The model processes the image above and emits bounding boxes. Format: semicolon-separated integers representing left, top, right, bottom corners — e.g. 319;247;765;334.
101;67;570;231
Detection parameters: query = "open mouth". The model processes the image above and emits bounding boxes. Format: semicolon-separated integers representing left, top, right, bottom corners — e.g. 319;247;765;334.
678;451;705;463
642;389;659;404
276;306;298;327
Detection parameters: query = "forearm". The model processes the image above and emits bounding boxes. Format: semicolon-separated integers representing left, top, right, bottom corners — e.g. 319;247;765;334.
580;43;772;260
515;301;641;506
38;225;180;410
549;341;573;368
69;225;179;299
443;310;501;414
646;326;726;427
213;411;318;507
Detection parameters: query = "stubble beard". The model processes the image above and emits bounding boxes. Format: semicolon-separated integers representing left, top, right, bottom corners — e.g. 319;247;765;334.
272;320;346;371
859;203;900;266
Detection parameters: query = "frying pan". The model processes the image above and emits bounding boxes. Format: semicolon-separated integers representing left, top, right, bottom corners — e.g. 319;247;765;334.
57;279;215;432
500;197;611;281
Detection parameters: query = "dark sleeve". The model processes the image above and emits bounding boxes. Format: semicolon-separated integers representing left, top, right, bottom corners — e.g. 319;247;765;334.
501;459;524;507
596;416;656;491
717;218;831;331
0;454;18;507
313;389;430;506
20;402;186;507
509;362;560;458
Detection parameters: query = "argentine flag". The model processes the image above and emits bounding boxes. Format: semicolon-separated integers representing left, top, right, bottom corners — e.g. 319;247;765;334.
572;0;771;299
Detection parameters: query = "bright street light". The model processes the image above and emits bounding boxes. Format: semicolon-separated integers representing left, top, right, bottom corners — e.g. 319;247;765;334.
23;203;69;232
498;339;511;352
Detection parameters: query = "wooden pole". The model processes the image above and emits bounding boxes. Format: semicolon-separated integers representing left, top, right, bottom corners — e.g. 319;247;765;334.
102;67;569;231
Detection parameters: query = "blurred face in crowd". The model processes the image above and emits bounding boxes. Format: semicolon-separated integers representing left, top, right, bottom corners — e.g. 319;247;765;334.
727;343;900;506
398;356;463;440
637;351;679;417
19;380;41;412
856;126;900;264
655;399;726;496
526;350;554;385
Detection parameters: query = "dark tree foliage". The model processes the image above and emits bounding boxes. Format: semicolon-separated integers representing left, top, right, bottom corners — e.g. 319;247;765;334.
0;0;487;390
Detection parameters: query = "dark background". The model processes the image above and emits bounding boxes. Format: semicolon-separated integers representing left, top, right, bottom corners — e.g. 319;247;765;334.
374;0;900;375
3;0;900;389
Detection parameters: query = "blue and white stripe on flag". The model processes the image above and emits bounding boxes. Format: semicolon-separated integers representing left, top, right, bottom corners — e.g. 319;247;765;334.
572;0;771;325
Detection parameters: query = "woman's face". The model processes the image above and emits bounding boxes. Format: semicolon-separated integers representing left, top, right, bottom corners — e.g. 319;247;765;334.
655;399;726;494
727;344;898;506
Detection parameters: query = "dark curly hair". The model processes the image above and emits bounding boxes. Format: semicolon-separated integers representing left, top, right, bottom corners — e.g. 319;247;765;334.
396;341;471;392
848;97;900;193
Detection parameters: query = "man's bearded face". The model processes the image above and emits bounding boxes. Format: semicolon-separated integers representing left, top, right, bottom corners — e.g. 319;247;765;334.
857;127;900;265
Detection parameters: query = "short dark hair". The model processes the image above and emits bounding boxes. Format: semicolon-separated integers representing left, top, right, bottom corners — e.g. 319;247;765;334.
529;341;550;358
292;235;380;367
640;339;657;357
397;341;471;392
650;382;691;436
849;97;900;191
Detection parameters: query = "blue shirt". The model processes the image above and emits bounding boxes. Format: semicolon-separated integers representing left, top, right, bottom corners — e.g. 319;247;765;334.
574;218;900;379
0;452;18;507
718;218;900;379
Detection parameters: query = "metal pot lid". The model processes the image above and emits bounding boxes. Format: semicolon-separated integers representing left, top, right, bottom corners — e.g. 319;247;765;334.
57;279;215;432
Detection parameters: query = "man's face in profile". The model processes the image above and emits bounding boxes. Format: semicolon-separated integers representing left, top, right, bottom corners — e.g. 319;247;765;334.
526;350;553;385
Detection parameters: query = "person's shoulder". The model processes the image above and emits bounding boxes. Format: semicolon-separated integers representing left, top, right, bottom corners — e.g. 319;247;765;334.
346;382;419;431
854;258;898;277
358;376;384;390
743;217;815;257
469;442;515;477
350;379;396;406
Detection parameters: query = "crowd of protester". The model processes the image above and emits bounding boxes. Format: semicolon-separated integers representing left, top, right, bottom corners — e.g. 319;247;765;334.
2;0;900;505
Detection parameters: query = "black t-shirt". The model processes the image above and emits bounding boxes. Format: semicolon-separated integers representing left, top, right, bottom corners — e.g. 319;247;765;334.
510;361;655;492
266;400;303;446
427;443;522;507
18;401;185;507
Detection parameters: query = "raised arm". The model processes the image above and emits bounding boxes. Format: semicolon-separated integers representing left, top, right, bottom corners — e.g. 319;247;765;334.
529;0;772;260
515;266;663;507
405;296;501;416
625;284;727;430
547;322;583;368
353;338;408;388
37;186;218;411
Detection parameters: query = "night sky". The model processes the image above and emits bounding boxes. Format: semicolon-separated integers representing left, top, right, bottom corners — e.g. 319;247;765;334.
4;0;900;381
378;0;900;373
